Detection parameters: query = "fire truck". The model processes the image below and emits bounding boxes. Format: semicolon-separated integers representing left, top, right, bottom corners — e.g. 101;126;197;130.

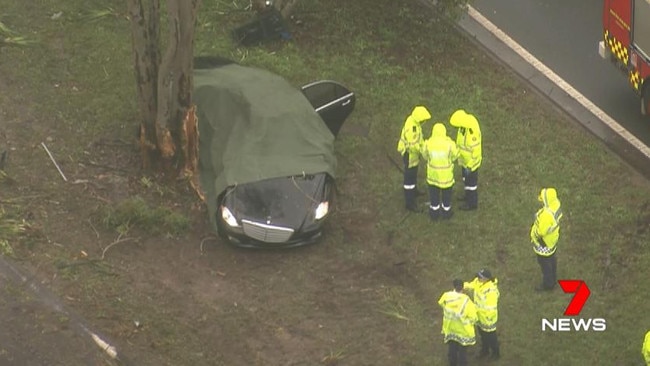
599;0;650;117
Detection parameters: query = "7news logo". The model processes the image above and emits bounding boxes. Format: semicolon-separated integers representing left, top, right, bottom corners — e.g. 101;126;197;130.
541;280;607;332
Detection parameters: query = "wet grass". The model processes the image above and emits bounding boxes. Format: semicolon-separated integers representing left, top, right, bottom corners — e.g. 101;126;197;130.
1;0;649;365
99;195;190;237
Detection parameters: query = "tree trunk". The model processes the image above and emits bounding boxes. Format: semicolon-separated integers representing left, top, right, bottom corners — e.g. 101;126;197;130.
129;0;202;188
128;0;160;170
155;0;200;176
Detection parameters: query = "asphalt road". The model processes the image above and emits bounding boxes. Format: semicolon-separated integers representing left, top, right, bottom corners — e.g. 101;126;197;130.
472;0;650;150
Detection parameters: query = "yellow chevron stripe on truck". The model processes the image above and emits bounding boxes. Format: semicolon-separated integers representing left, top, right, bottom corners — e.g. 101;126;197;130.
604;30;641;92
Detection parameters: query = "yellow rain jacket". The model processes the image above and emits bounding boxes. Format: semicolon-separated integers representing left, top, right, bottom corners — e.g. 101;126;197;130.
450;110;482;171
530;188;563;256
397;106;431;168
464;278;499;332
438;290;478;346
421;123;459;188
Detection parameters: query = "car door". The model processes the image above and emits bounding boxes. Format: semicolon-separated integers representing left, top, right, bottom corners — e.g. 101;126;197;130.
301;80;356;137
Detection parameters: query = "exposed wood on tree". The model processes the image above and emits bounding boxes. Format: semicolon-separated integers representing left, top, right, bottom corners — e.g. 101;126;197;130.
180;105;204;200
128;0;202;186
156;0;200;173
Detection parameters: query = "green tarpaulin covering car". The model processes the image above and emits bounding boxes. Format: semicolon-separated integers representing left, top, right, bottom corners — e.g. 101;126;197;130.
195;60;355;248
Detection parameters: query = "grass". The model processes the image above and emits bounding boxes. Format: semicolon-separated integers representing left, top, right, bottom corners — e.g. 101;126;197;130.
1;0;649;365
0;207;28;257
99;196;190;237
0;19;34;46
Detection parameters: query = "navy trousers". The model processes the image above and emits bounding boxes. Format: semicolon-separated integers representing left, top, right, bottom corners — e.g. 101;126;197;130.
537;253;557;290
462;167;479;209
478;328;500;357
447;340;468;366
428;184;453;219
403;153;418;210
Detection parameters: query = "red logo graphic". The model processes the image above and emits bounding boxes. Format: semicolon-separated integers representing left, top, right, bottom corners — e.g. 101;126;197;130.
558;280;591;316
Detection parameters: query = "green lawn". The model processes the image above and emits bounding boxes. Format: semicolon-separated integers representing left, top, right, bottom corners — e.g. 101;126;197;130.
1;0;649;365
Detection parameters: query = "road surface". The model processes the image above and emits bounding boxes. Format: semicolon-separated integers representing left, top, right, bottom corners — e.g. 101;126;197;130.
473;0;649;144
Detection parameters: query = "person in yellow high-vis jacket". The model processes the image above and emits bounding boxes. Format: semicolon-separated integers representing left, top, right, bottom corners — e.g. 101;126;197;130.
464;269;500;360
397;106;432;212
530;188;563;291
421;123;459;220
641;330;650;366
438;279;478;366
450;109;482;211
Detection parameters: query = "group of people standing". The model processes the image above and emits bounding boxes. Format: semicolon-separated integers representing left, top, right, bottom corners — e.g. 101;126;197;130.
397;106;482;219
396;105;563;290
396;106;569;365
438;270;501;365
396;106;650;365
435;187;564;366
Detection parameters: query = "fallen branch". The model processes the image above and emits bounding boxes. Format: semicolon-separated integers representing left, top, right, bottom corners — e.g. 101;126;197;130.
378;309;410;322
86;219;100;239
101;235;136;260
90;332;117;359
41;142;68;182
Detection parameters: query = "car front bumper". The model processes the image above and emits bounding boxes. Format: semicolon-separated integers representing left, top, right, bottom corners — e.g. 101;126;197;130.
220;227;323;249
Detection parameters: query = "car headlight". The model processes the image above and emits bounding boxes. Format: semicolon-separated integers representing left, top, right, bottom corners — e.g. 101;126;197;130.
221;206;240;227
314;201;329;220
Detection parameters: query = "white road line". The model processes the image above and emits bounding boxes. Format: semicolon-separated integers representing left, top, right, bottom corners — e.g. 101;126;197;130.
467;5;650;159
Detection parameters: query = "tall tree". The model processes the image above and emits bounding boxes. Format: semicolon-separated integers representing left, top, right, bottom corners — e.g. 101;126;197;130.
128;0;201;187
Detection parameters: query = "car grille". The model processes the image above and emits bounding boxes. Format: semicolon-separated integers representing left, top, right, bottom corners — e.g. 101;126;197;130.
241;220;294;243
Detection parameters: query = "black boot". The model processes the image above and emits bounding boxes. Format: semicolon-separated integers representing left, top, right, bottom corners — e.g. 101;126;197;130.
468;189;478;209
490;334;500;360
429;207;440;221
460;190;478;210
404;189;419;212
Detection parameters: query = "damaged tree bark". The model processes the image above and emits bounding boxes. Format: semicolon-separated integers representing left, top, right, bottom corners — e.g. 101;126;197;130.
128;0;202;194
128;0;160;169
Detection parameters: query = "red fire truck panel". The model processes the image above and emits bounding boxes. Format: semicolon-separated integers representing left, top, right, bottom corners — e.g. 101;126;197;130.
600;0;650;117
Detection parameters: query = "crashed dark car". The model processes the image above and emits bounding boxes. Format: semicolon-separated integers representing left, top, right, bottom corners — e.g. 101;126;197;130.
196;61;355;248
